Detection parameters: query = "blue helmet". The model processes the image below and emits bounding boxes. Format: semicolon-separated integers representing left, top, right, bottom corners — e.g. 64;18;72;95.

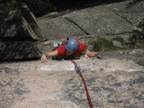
66;38;80;52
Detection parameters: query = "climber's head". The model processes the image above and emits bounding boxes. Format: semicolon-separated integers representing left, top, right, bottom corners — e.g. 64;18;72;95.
66;38;80;54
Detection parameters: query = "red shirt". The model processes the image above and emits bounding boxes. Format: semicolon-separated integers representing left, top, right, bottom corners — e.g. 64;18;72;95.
57;43;86;59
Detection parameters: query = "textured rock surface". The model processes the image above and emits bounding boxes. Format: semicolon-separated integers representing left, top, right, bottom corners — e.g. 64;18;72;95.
0;1;144;107
0;41;41;60
38;0;144;40
0;49;144;108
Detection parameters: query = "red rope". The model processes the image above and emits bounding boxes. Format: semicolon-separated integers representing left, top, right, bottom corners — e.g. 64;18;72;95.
71;60;93;108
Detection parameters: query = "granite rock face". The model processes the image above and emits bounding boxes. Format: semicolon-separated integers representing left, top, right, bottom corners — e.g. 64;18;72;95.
0;41;41;60
38;0;144;40
0;49;144;108
1;0;144;60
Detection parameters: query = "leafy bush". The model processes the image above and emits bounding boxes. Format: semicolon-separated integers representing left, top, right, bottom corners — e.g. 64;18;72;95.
92;37;119;51
1;0;56;17
19;0;56;16
112;37;124;43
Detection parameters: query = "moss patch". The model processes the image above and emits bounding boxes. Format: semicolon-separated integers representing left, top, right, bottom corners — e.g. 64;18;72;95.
112;37;124;43
92;37;120;51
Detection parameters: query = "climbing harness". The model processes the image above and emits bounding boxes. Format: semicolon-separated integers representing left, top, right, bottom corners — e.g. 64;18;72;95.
71;60;93;108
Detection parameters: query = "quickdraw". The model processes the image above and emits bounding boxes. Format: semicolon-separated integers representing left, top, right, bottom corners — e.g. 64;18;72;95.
71;60;93;108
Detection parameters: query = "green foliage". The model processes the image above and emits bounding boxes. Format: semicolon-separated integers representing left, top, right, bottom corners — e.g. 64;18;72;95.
2;0;18;10
19;0;56;16
112;37;124;43
92;37;119;51
1;0;57;16
9;0;17;6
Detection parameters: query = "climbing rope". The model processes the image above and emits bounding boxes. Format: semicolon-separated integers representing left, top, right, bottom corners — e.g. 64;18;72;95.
71;60;93;108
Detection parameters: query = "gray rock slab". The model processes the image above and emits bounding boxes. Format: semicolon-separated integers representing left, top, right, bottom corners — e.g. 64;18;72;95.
37;0;144;39
38;17;86;40
0;41;41;60
37;57;144;73
0;50;144;108
0;54;144;108
63;6;133;35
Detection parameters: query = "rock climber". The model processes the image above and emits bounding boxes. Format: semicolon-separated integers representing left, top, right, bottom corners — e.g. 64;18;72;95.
41;37;101;63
